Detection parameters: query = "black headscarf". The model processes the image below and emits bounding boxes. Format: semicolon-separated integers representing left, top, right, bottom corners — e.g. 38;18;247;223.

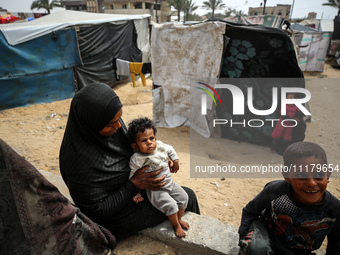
59;83;133;211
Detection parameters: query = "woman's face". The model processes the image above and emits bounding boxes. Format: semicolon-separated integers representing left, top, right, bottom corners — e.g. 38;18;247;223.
99;109;122;136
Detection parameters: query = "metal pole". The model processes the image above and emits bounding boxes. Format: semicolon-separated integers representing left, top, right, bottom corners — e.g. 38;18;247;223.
155;0;159;23
290;0;295;20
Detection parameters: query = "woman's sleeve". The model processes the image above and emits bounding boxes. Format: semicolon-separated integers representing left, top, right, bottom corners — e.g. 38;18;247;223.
96;156;142;219
95;180;140;219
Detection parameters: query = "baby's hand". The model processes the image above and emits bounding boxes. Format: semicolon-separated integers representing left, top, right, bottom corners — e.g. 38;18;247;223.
133;193;144;204
171;160;179;173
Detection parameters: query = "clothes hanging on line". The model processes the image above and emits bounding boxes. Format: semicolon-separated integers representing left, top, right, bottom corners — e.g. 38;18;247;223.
142;62;152;74
129;62;146;87
114;58;151;86
116;59;131;78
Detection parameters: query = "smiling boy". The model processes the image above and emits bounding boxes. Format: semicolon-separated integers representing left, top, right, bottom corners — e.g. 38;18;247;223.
238;142;340;255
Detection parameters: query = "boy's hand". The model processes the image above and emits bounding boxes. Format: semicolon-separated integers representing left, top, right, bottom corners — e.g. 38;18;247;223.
171;160;179;173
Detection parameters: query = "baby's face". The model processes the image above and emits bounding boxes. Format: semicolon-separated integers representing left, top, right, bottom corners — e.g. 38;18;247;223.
285;156;328;205
134;128;157;154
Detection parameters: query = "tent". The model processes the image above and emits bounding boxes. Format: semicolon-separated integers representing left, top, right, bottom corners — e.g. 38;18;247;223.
151;20;305;146
299;19;334;33
0;11;151;110
291;23;331;72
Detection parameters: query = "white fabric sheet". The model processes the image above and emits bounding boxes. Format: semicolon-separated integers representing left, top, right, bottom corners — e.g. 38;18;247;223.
151;22;226;137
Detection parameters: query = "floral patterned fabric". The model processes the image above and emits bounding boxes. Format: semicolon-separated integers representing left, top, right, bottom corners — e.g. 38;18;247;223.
0;139;116;255
216;22;305;146
220;24;303;79
225;15;286;28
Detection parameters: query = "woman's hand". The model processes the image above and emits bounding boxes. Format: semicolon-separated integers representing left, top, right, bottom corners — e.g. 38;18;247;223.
130;166;166;190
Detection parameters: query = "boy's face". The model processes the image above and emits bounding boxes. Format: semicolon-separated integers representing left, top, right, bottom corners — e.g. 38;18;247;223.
132;128;157;154
285;156;329;205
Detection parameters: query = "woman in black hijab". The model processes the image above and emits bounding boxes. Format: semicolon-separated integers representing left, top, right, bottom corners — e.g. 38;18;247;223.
59;83;200;239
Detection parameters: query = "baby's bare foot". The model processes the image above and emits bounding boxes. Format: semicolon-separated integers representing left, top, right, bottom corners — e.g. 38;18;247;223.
179;219;189;230
132;193;144;204
174;224;186;238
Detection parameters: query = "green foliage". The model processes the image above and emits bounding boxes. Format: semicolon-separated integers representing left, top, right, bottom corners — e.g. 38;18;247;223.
187;13;201;21
202;0;226;18
168;0;186;21
224;7;244;17
183;0;198;21
31;0;62;14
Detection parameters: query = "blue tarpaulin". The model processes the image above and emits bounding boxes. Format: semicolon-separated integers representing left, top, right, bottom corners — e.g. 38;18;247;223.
0;69;76;110
0;28;82;110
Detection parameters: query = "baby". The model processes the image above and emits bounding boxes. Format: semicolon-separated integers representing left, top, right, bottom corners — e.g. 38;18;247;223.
127;117;189;237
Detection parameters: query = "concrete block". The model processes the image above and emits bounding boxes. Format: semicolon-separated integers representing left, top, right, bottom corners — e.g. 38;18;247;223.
141;212;240;255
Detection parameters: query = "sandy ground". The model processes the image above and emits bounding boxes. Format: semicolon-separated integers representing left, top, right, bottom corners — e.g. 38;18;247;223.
0;63;339;254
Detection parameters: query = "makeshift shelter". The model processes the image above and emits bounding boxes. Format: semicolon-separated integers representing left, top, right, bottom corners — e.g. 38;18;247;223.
218;20;304;146
291;23;331;72
151;20;305;147
299;19;334;33
0;11;151;110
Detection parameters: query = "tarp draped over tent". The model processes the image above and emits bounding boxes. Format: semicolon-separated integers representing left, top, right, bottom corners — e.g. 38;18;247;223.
0;11;151;110
217;20;304;146
151;22;227;138
291;23;331;72
299;19;334;33
0;28;82;110
220;21;303;79
0;11;151;46
76;21;142;89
